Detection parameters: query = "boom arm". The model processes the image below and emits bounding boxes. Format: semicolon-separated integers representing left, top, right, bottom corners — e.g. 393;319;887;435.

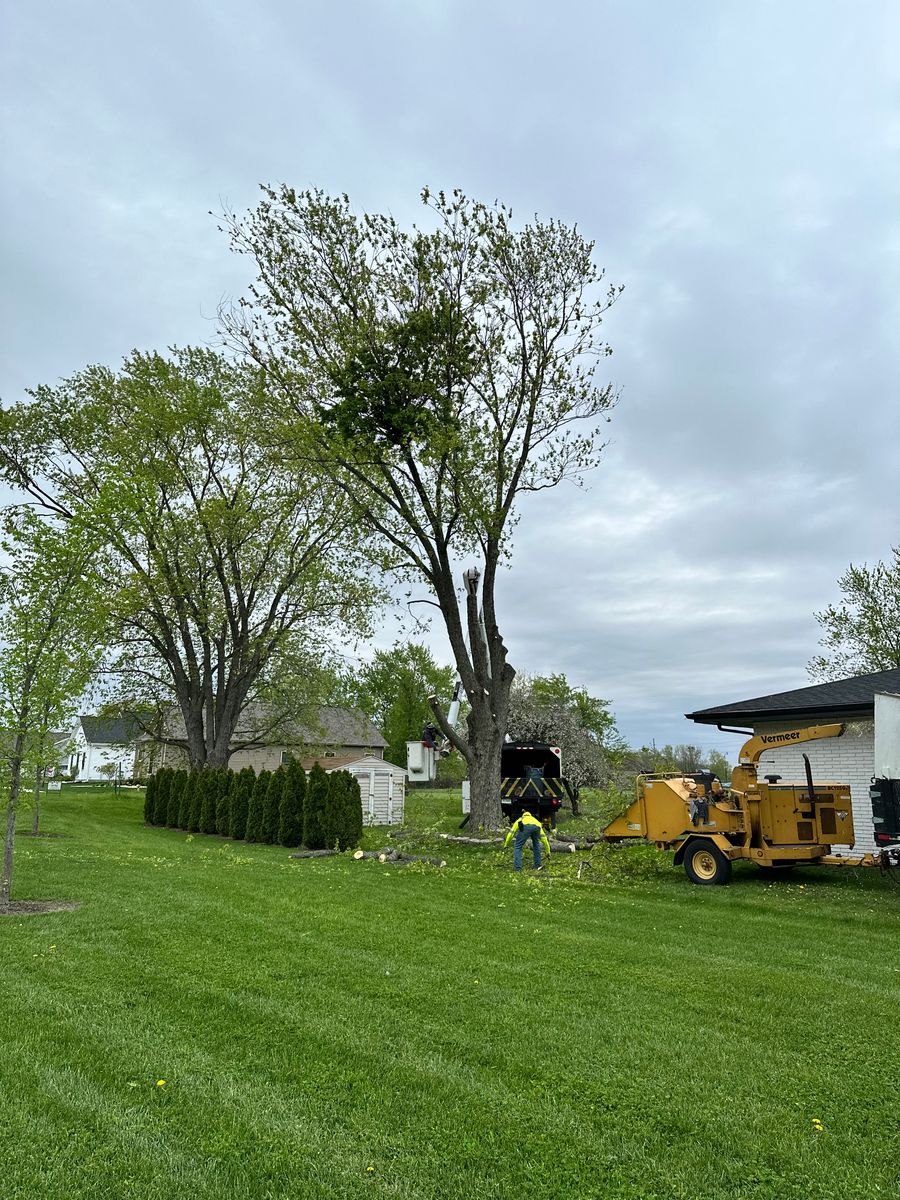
731;723;844;792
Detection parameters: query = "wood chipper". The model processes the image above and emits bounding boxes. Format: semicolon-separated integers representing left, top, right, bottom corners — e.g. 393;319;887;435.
601;724;888;884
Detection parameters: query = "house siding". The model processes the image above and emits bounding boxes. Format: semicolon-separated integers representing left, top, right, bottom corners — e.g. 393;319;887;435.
755;720;875;855
344;756;406;826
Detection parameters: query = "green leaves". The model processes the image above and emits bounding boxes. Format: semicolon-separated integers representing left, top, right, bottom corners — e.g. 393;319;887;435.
809;549;900;681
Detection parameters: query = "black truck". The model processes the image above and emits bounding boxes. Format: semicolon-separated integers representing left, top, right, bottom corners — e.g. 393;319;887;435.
499;741;575;828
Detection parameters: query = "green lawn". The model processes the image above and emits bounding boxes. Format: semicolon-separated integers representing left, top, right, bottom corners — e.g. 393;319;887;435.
1;785;898;1200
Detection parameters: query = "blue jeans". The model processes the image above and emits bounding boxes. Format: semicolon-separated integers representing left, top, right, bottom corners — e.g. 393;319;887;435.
514;824;542;871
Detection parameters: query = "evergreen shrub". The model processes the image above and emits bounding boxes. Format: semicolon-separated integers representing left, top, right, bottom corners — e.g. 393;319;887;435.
303;763;329;850
245;769;271;842
278;758;306;847
263;769;284;844
229;767;255;840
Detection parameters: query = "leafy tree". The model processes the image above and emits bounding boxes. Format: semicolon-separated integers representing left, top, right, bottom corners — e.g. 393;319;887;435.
707;751;731;782
245;768;271;842
263;768;285;844
278;758;306;846
507;674;624;812
303;762;329;849
809;549;900;681
229;766;255;840
0;514;105;907
221;187;621;828
349;642;456;767
167;769;188;826
0;348;383;769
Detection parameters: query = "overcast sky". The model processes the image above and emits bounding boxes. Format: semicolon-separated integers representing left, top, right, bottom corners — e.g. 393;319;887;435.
2;0;898;756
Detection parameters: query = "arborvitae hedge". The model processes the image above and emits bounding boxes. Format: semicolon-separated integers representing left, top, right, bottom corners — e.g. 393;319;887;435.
143;774;157;824
167;769;187;826
188;771;203;832
303;763;329;850
278;758;306;847
216;769;235;836
322;769;363;851
245;769;271;842
153;769;172;826
179;771;196;829
262;769;285;844
198;770;219;833
229;767;255;840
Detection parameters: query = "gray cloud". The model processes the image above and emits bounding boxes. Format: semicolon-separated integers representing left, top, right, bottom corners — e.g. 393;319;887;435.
2;0;898;759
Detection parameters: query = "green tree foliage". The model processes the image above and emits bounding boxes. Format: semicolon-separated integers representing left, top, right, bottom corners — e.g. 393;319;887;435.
167;769;187;826
153;769;172;826
707;751;731;782
0;348;383;769
321;770;363;852
0;513;106;907
188;770;203;832
222;187;621;828
349;642;457;766
809;548;900;681
278;758;306;847
303;763;329;850
229;767;255;840
507;674;625;810
245;769;271;843
199;769;222;834
263;768;285;844
143;774;157;825
179;771;197;830
217;769;235;836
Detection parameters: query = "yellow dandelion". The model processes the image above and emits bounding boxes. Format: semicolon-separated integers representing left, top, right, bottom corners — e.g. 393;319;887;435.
366;1166;375;1173
156;1079;166;1088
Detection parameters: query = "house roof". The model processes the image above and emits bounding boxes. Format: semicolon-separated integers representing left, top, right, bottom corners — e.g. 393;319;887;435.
685;667;900;727
144;704;387;751
302;753;407;774
79;715;143;745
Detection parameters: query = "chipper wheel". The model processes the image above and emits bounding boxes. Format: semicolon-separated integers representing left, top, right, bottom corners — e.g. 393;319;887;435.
683;839;732;886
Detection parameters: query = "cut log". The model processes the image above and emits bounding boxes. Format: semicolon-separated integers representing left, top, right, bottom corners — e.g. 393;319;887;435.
438;834;501;846
352;848;395;860
289;849;340;859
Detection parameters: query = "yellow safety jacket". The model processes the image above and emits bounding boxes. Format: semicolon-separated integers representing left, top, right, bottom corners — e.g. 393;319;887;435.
504;812;552;853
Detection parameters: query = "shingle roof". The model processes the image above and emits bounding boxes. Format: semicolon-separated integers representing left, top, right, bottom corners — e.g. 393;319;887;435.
80;715;144;745
686;667;900;726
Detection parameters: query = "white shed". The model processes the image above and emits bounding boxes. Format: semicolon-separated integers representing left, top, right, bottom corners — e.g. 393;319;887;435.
321;754;407;826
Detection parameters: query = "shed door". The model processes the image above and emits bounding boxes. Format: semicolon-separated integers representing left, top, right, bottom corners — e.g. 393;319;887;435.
875;693;900;779
354;770;376;822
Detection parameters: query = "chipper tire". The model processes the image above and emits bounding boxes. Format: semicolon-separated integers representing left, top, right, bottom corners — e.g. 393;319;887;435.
683;839;732;886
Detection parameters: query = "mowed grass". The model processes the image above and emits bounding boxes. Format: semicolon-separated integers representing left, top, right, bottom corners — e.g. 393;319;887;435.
1;787;898;1200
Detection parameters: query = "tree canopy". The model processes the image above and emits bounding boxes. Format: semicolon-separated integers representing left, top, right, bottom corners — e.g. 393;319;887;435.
221;186;621;825
809;549;900;681
0;347;383;767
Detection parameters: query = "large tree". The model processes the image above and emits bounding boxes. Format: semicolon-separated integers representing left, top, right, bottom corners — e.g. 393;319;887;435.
0;348;382;768
0;514;103;909
809;549;900;681
221;187;621;826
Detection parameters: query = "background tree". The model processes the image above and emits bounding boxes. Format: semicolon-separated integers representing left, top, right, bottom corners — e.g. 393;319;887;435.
0;514;104;908
0;348;383;769
303;762;329;850
707;750;731;782
507;674;624;812
278;758;306;847
809;549;900;681
222;187;621;827
348;642;456;766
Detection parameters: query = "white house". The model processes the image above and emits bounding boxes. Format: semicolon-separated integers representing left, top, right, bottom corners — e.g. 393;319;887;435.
66;715;141;783
686;667;900;855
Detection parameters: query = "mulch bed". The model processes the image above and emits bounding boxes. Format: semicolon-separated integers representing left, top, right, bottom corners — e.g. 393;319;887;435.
0;900;81;916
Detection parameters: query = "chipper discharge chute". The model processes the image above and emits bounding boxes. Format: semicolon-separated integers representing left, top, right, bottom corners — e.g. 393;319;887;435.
600;724;869;884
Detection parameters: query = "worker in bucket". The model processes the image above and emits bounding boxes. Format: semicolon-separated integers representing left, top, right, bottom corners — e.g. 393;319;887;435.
504;808;552;872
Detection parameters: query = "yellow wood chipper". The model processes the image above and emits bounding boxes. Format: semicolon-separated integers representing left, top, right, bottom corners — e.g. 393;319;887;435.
601;724;885;884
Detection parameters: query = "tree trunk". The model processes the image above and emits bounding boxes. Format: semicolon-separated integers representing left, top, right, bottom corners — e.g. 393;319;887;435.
289;848;340;859
31;764;42;836
465;699;504;829
1;743;25;910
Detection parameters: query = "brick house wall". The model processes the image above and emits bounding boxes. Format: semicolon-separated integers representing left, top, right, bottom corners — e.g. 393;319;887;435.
755;721;875;855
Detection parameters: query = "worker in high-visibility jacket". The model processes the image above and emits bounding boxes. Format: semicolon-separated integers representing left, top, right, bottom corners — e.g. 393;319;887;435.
504;809;552;871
